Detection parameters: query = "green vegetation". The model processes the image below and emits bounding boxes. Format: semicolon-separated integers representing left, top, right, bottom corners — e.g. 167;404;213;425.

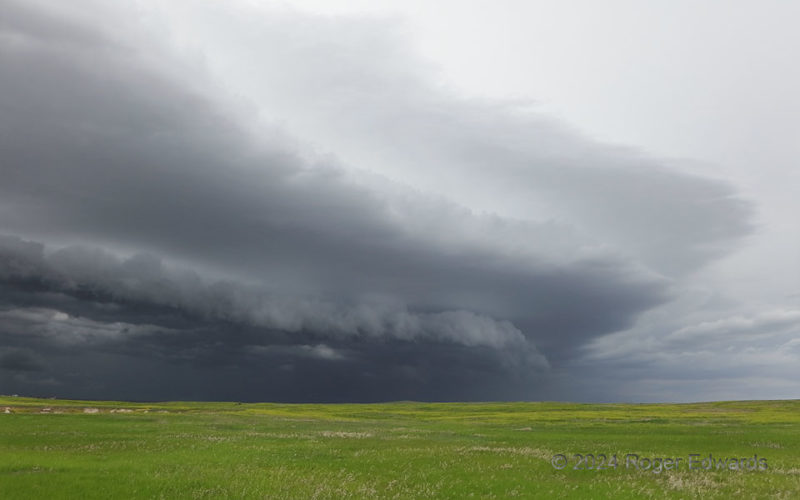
1;397;799;498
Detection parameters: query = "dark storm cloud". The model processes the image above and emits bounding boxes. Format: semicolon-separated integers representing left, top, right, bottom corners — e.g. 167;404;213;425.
0;235;549;360
0;239;551;401
0;348;45;372
0;0;753;401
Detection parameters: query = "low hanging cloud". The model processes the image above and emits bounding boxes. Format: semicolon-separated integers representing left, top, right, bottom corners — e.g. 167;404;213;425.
0;0;755;401
0;235;547;365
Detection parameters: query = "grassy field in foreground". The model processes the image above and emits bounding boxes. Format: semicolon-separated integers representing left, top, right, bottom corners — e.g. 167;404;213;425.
1;397;799;499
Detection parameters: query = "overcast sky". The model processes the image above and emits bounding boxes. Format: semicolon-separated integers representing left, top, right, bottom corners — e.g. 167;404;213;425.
1;0;797;402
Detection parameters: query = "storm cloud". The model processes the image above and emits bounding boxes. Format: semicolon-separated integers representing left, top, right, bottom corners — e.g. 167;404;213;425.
0;0;761;401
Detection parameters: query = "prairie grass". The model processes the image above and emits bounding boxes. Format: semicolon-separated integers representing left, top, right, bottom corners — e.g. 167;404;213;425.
1;397;798;498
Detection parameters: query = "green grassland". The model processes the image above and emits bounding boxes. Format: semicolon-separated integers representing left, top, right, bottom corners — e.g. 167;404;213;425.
1;397;799;499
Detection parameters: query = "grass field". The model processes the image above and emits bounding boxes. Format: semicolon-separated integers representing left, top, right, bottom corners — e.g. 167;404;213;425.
1;396;798;499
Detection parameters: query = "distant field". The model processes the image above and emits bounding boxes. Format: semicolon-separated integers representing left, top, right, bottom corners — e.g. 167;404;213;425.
1;397;798;499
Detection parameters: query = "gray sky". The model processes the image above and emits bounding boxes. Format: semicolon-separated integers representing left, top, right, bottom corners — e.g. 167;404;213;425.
1;0;797;402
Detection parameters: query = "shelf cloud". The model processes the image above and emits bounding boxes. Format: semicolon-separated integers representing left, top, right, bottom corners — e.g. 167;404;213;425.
0;0;764;401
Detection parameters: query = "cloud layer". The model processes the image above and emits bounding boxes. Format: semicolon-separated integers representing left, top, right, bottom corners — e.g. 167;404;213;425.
0;0;759;401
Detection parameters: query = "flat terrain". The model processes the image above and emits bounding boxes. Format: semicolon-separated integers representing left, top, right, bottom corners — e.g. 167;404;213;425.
1;397;798;498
